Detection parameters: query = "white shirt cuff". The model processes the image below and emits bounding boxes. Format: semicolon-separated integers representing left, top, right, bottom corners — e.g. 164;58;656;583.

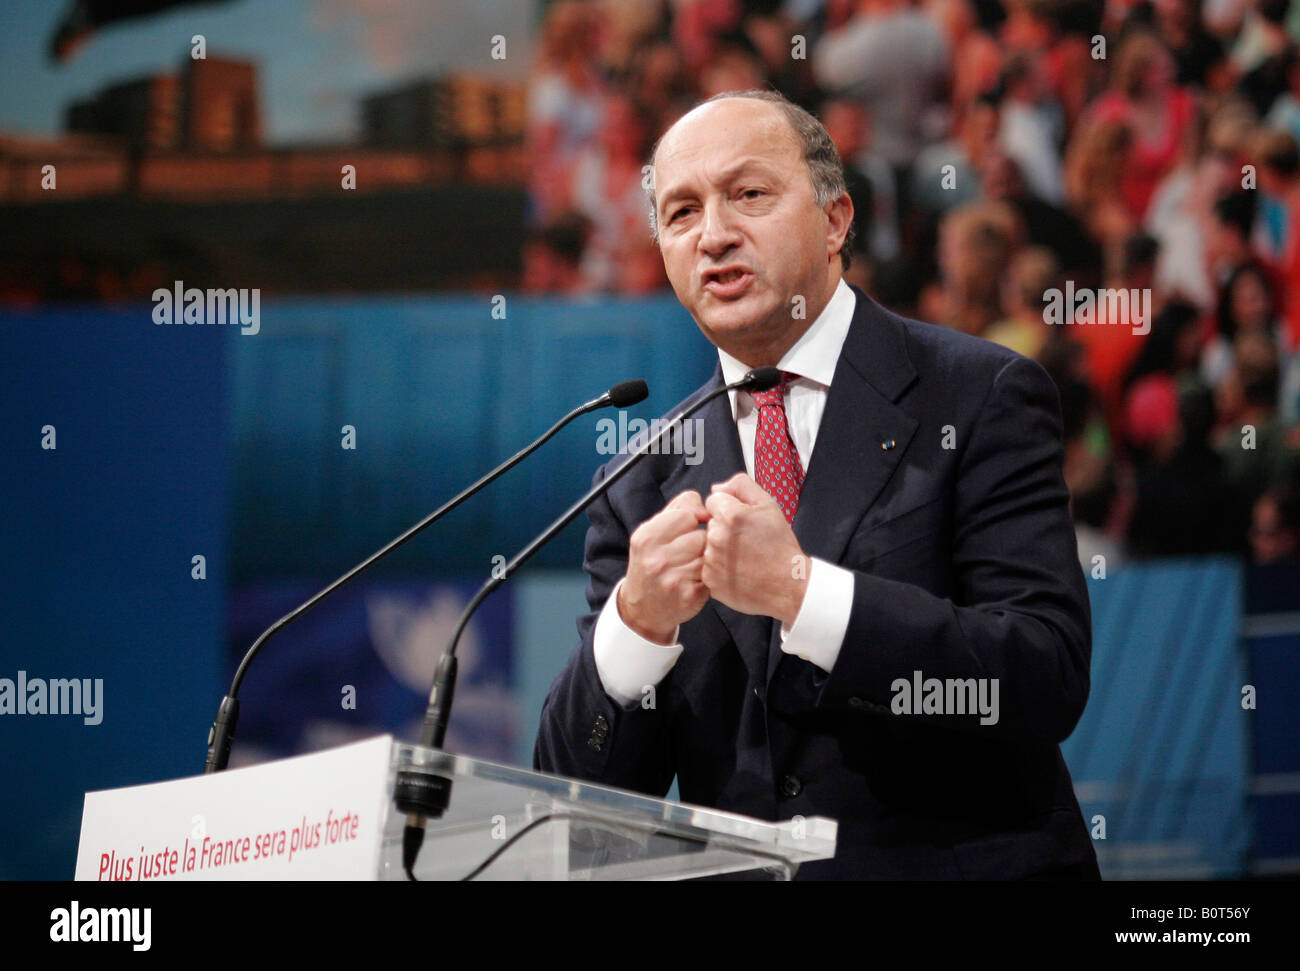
593;578;685;707
779;557;854;674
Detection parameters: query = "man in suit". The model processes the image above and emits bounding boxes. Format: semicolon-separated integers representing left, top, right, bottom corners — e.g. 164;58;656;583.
534;89;1099;880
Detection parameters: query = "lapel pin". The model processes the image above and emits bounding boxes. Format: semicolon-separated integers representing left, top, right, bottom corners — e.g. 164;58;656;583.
881;439;896;451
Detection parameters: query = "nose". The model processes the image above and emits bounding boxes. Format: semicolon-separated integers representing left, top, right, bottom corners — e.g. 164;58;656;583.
697;197;742;258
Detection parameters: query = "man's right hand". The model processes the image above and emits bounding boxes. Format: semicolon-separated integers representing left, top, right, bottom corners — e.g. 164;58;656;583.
617;490;711;644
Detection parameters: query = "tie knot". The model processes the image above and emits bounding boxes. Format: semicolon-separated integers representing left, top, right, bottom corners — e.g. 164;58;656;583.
750;371;798;408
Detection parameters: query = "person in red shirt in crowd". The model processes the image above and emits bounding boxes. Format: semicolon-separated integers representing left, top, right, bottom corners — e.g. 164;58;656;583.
1080;27;1199;222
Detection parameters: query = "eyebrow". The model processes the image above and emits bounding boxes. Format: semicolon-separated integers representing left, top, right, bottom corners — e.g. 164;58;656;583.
656;157;785;215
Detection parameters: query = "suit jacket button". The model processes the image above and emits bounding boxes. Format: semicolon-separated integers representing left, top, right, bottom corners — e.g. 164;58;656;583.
780;775;802;798
848;696;864;708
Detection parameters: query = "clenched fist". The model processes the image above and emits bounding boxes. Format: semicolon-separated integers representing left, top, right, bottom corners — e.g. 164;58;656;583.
617;489;711;644
703;473;808;626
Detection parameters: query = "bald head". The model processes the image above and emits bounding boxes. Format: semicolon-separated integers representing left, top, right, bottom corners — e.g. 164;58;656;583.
647;91;854;266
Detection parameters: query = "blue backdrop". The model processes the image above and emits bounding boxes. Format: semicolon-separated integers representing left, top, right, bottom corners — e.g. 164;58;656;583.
0;304;230;880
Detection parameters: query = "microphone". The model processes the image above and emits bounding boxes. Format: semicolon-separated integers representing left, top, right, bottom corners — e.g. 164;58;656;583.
395;366;779;877
203;378;648;774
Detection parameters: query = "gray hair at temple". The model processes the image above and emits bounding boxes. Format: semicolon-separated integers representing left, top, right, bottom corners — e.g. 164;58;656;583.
644;89;857;270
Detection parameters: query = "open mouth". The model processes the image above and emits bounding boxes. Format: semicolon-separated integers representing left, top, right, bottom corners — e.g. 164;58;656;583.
702;267;754;297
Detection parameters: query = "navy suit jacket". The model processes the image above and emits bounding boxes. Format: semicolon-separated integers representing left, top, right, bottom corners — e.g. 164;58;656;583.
534;286;1098;879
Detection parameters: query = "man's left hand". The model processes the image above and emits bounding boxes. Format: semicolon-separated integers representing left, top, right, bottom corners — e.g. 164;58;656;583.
702;472;809;627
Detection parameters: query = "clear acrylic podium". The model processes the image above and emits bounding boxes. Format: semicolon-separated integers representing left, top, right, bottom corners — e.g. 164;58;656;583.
385;743;838;881
74;735;837;881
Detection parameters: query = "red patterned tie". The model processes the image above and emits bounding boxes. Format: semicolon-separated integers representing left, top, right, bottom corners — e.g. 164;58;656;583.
752;371;804;524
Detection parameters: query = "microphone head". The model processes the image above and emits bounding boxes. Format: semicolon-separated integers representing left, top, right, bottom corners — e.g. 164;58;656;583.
607;379;649;408
737;366;782;393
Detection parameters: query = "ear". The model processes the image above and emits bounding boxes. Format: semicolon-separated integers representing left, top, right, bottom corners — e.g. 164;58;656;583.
825;191;853;264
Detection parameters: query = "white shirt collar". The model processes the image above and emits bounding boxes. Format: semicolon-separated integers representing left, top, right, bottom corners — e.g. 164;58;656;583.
717;277;856;418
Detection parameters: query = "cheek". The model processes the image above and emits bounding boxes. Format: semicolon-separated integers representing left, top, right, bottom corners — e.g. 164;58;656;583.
659;244;691;286
759;218;820;275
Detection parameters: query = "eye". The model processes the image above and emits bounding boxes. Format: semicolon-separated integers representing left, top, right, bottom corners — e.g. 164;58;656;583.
740;188;765;200
668;206;693;223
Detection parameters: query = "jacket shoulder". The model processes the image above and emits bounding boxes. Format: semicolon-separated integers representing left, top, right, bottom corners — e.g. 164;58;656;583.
893;309;1031;377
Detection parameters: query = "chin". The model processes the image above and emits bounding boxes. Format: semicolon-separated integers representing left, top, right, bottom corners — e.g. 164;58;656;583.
697;305;758;336
696;298;783;345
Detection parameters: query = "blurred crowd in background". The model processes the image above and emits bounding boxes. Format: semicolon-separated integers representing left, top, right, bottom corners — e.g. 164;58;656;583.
523;0;1300;568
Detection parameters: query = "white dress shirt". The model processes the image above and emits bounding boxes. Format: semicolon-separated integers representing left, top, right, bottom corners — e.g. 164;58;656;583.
592;279;858;706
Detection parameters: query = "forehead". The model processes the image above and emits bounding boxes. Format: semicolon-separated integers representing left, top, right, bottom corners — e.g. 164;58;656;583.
654;99;803;193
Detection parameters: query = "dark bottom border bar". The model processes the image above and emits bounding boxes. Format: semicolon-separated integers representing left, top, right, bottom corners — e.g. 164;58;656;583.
5;878;1293;956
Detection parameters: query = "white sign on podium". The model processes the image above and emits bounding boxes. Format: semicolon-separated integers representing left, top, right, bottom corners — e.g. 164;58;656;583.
75;735;393;880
